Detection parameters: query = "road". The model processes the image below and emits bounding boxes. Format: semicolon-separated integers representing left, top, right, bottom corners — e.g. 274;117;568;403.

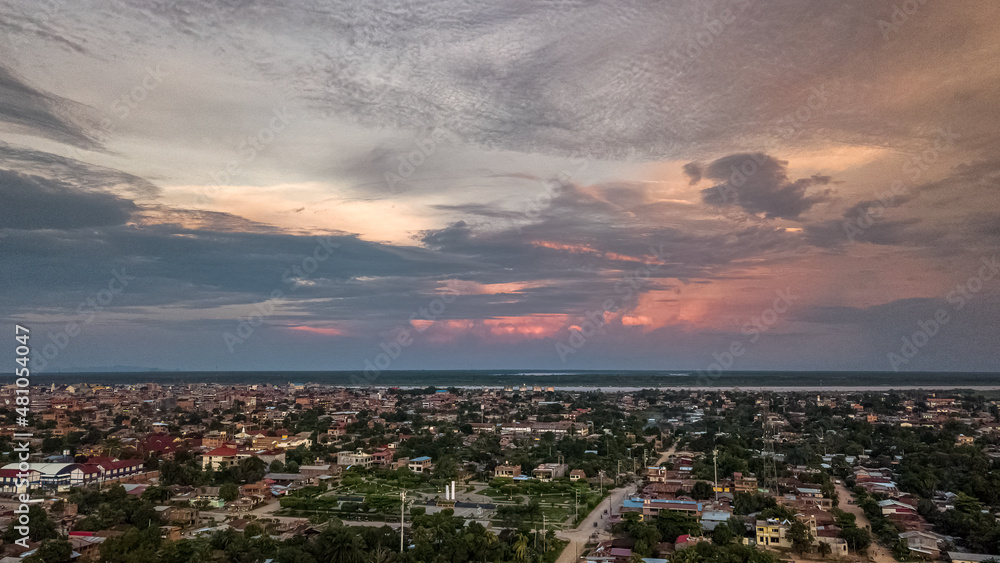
553;482;637;563
653;441;678;467
551;443;675;562
835;483;897;563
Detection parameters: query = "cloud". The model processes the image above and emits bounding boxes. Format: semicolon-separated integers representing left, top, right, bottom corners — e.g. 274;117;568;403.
0;169;137;229
0;64;101;150
682;162;702;185
699;153;832;219
0;142;159;198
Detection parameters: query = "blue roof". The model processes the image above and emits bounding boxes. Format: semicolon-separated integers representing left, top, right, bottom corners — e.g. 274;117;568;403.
411;456;432;462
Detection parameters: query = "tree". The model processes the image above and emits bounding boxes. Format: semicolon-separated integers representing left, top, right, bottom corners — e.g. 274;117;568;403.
513;533;529;563
787;519;813;554
839;524;871;552
817;541;832;557
141;486;172;503
220;482;240;502
4;505;58;543
712;522;734;545
690;480;714;500
23;539;73;563
655;510;701;542
99;526;161;563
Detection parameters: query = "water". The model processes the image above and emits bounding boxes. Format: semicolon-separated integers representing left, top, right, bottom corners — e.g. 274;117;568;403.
33;370;1000;389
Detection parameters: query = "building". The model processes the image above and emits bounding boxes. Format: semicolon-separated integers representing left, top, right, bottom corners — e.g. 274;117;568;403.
372;449;394;467
755;516;817;548
949;553;998;563
899;530;947;559
336;450;373;469
570;469;586;481
494;464;521;479
202;446;240;470
408;456;433;473
202;431;228;448
532;463;568;481
733;472;758;493
621;498;702;520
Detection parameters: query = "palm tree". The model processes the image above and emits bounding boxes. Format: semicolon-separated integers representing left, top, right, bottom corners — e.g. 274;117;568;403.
514;533;529;563
367;545;396;563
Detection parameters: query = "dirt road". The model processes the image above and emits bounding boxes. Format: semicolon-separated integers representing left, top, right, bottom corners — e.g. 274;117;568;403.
835;483;897;563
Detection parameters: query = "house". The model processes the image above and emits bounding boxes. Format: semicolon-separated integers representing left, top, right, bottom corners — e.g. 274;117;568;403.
201;446;240;470
155;505;199;527
879;499;917;516
532;463;568;481
202;431;228;448
494;464;521;479
372;449;394;467
899;530;947;558
755;516;817;548
733;472;758;493
700;510;733;531
570;469;586;481
408;456;433;473
949;553;999;563
621;498;702;520
299;464;332;480
140;434;182;460
336;450;374;469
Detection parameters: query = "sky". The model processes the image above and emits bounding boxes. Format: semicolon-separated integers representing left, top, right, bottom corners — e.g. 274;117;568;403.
2;0;1000;374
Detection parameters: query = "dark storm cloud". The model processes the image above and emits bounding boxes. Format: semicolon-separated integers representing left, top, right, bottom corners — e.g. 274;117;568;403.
0;64;100;150
0;169;137;229
419;180;805;286
682;162;702;185
0;142;159;198
0;224;479;322
804;218;935;249
699;153;831;219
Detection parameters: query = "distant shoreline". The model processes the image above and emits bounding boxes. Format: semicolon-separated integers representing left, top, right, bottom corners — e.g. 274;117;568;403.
32;370;1000;391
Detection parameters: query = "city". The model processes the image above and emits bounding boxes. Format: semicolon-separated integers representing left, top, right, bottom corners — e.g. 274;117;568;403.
1;382;998;563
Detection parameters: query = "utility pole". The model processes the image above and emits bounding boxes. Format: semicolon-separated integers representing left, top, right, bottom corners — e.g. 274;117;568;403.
713;448;719;502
